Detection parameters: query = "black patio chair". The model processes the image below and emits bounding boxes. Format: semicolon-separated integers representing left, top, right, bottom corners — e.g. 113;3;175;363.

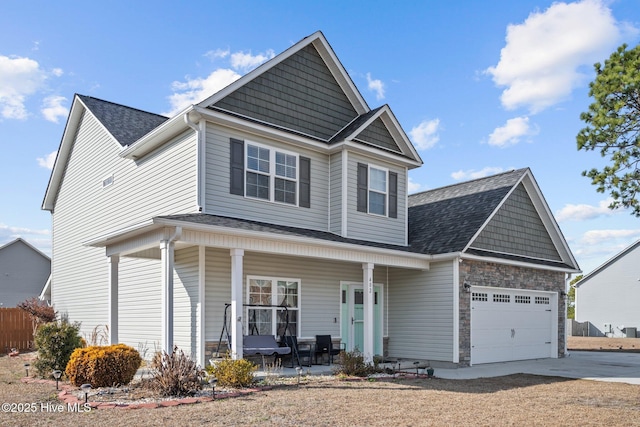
280;335;313;367
314;335;343;365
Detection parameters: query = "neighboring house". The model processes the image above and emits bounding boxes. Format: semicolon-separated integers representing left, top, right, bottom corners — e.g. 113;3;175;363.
42;31;579;367
575;240;640;338
0;238;51;307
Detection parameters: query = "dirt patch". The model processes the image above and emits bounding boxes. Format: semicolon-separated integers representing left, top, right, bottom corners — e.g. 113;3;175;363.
2;351;640;426
568;336;640;352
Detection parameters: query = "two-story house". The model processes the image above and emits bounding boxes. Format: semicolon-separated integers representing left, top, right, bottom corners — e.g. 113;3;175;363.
42;31;579;367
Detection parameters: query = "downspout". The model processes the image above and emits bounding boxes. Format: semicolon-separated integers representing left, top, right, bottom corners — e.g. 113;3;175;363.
184;111;204;211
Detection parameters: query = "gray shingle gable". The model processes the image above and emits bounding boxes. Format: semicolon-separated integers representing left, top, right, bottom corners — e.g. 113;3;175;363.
77;95;169;147
407;169;527;254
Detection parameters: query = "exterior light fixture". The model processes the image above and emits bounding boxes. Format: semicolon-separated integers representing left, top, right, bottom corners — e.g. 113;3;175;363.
80;384;92;403
24;363;30;377
208;377;217;399
52;370;62;390
463;282;472;293
295;366;302;386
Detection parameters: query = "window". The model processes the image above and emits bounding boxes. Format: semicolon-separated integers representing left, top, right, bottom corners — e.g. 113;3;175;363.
246;277;300;337
357;162;398;218
229;138;311;208
369;167;387;215
245;143;297;204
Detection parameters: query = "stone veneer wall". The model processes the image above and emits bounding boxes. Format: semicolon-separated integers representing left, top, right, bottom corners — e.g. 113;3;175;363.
458;259;566;366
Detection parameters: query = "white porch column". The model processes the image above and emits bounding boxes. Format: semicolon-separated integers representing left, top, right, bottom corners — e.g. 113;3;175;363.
197;246;206;367
161;240;175;353
230;249;244;359
108;255;119;345
362;262;374;363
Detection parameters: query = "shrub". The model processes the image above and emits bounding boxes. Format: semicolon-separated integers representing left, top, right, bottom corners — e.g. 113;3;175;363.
33;321;83;377
150;346;203;397
17;297;57;335
333;350;382;377
206;353;257;388
66;344;142;387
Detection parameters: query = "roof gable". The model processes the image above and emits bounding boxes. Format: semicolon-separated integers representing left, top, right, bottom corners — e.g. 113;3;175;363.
210;43;359;140
470;183;562;262
408;168;579;270
576;239;640;287
0;238;50;262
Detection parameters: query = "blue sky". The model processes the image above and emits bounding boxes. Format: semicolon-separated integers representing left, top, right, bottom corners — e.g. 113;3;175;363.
1;0;639;275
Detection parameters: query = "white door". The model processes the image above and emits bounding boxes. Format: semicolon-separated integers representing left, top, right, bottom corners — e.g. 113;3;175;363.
471;287;556;365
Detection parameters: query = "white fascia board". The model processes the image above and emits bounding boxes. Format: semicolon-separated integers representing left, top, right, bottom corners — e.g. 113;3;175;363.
338;141;423;169
520;170;580;270
83;219;157;247
153;217;431;268
42;97;85;211
120;108;193;160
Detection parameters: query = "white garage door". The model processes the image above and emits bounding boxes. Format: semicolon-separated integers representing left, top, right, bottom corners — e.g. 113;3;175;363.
471;287;556;365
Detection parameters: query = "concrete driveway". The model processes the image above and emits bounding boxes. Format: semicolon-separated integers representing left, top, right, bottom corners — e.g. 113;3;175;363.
436;351;640;385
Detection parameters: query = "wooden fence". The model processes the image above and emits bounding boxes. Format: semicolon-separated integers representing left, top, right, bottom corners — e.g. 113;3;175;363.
0;308;33;352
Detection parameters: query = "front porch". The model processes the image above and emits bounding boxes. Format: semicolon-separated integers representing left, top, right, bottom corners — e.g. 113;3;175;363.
86;215;435;367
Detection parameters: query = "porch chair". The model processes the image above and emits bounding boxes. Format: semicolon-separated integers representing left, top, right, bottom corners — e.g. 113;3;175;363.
314;335;343;365
280;335;313;367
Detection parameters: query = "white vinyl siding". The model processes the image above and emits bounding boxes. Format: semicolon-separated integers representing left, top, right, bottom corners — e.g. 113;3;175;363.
387;262;454;361
204;123;328;230
51;110;198;346
347;153;406;245
203;249;371;342
174;247;200;358
329;153;343;235
117;258;162;353
576;244;640;338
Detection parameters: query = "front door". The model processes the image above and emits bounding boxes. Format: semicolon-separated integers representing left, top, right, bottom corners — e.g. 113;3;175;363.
341;283;382;355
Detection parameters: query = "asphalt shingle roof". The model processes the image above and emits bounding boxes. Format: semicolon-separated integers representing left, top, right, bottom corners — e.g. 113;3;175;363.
78;95;169;147
407;169;528;254
158;169;529;257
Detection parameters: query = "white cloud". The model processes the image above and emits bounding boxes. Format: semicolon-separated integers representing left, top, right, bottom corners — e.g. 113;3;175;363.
409;118;440;150
204;48;230;60
580;229;640;245
41;95;68;123
51;68;63;77
0;55;46;120
37;150;57;170
486;0;634;113
165;48;276;116
164;68;242;116
488;116;538;147
366;73;385;100
230;49;275;73
407;177;423;194
555;198;619;222
451;166;506;181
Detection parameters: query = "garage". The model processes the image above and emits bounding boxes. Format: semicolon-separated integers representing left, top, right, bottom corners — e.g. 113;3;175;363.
471;286;558;365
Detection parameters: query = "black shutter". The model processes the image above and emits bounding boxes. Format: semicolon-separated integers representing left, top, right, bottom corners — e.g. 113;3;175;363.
357;163;368;212
299;156;311;208
389;171;398;218
230;138;244;195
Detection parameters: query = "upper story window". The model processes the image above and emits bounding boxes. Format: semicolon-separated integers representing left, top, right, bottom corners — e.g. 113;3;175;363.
357;162;398;218
230;138;311;208
368;166;387;216
246;143;298;205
